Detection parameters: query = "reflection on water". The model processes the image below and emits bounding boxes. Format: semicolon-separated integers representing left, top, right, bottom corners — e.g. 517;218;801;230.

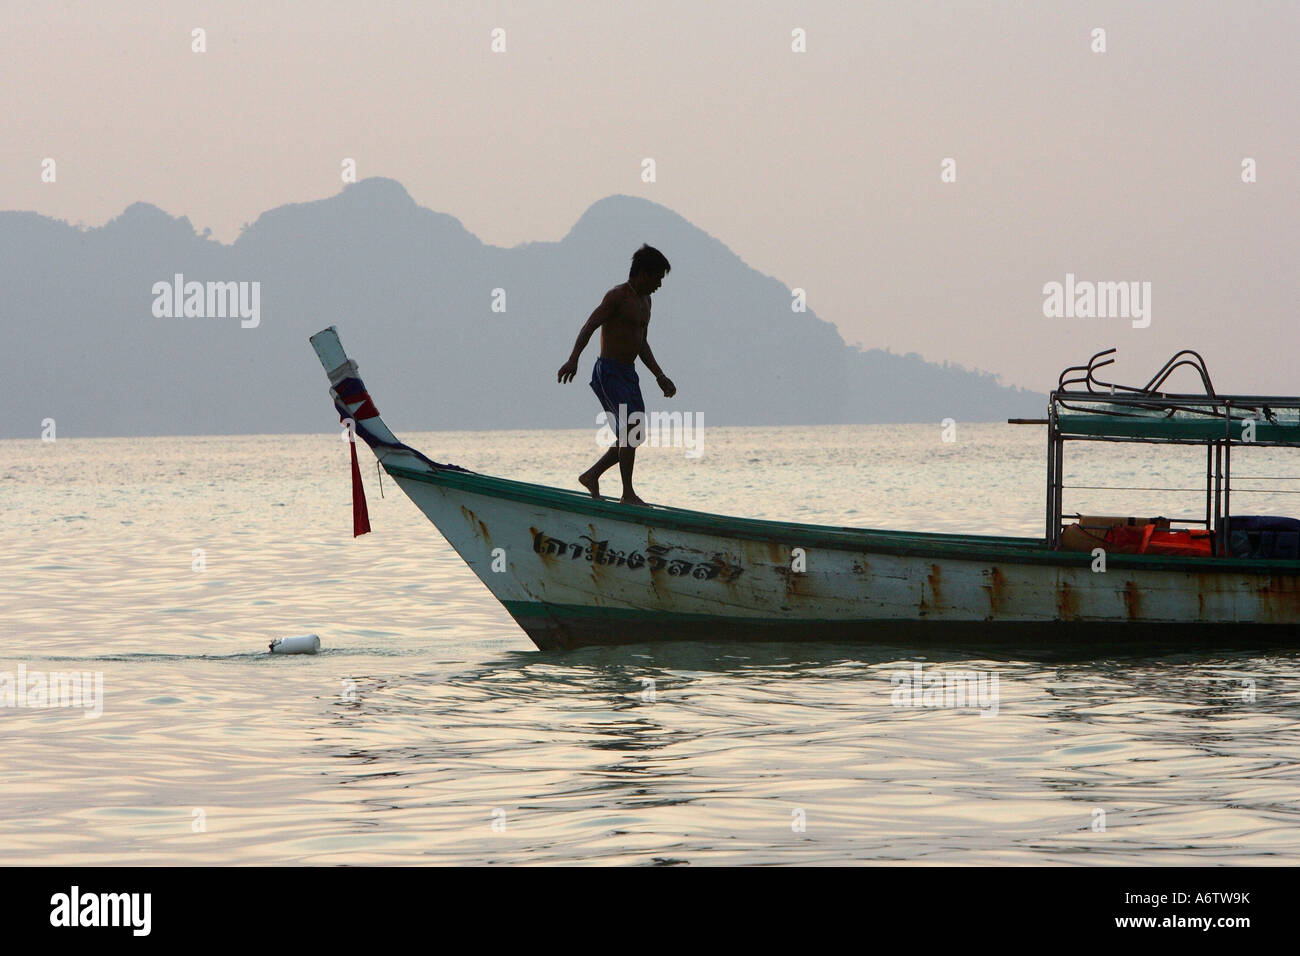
2;427;1299;863
304;643;1300;864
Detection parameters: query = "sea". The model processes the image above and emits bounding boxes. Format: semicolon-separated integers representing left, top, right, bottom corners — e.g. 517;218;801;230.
2;424;1298;865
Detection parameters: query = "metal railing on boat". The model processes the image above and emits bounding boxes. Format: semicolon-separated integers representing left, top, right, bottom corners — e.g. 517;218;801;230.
1013;348;1300;556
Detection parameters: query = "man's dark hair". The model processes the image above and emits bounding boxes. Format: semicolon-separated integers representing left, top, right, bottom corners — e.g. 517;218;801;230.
630;244;671;279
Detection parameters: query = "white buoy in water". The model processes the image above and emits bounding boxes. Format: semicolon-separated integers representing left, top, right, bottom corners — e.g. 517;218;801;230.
269;634;321;655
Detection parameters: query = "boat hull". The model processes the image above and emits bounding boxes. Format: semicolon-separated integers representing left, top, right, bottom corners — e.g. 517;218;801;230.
307;325;1300;653
389;465;1300;651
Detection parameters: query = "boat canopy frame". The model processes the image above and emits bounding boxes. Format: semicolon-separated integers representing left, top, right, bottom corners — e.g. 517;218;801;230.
1040;349;1300;554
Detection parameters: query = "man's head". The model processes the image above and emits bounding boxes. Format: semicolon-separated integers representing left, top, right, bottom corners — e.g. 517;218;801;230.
629;244;671;293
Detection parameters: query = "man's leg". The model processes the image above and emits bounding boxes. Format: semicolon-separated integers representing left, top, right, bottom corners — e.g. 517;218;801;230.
579;445;619;498
618;445;644;505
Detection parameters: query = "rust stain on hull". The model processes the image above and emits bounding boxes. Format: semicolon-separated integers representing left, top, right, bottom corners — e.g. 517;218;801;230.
927;564;943;608
1056;578;1077;620
983;566;1007;618
460;505;490;546
1259;574;1300;623
645;528;665;598
530;525;557;569
774;566;806;605
918;563;943;616
1122;580;1142;620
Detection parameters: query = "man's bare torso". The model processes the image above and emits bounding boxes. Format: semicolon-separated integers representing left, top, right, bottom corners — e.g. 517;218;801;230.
600;284;650;364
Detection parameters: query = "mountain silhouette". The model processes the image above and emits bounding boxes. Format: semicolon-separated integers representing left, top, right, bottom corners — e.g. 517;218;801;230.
0;178;1042;438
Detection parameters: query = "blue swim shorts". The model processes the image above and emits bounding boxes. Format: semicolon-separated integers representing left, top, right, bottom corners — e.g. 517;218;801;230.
590;356;646;446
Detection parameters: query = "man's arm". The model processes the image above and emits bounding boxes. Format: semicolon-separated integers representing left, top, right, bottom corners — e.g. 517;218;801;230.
639;339;676;397
557;290;617;383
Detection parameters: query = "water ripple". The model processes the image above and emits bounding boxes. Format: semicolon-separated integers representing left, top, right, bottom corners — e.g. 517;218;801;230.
1;429;1298;863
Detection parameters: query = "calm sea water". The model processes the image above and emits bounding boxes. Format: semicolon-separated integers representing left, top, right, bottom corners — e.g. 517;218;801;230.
2;424;1298;865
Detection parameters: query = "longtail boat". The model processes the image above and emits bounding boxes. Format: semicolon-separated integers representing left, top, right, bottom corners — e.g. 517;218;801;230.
310;329;1300;650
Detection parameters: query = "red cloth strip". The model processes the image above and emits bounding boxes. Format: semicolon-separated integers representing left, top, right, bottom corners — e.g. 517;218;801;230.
349;435;371;537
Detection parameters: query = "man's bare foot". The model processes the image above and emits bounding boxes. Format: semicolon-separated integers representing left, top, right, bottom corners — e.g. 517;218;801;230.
578;472;601;499
620;492;647;506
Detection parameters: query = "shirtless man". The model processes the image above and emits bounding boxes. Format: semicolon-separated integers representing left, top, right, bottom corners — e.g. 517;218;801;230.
556;244;676;505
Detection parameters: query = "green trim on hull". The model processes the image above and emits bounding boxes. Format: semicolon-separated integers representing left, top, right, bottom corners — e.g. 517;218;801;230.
504;600;1300;652
389;464;1300;575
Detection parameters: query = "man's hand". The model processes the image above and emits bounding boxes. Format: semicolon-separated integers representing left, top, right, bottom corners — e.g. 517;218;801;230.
657;373;676;398
557;357;579;384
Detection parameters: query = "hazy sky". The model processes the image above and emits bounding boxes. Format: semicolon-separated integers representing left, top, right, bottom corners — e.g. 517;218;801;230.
5;1;1297;391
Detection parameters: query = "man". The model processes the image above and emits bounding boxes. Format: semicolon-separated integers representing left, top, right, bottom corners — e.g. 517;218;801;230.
556;244;676;505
